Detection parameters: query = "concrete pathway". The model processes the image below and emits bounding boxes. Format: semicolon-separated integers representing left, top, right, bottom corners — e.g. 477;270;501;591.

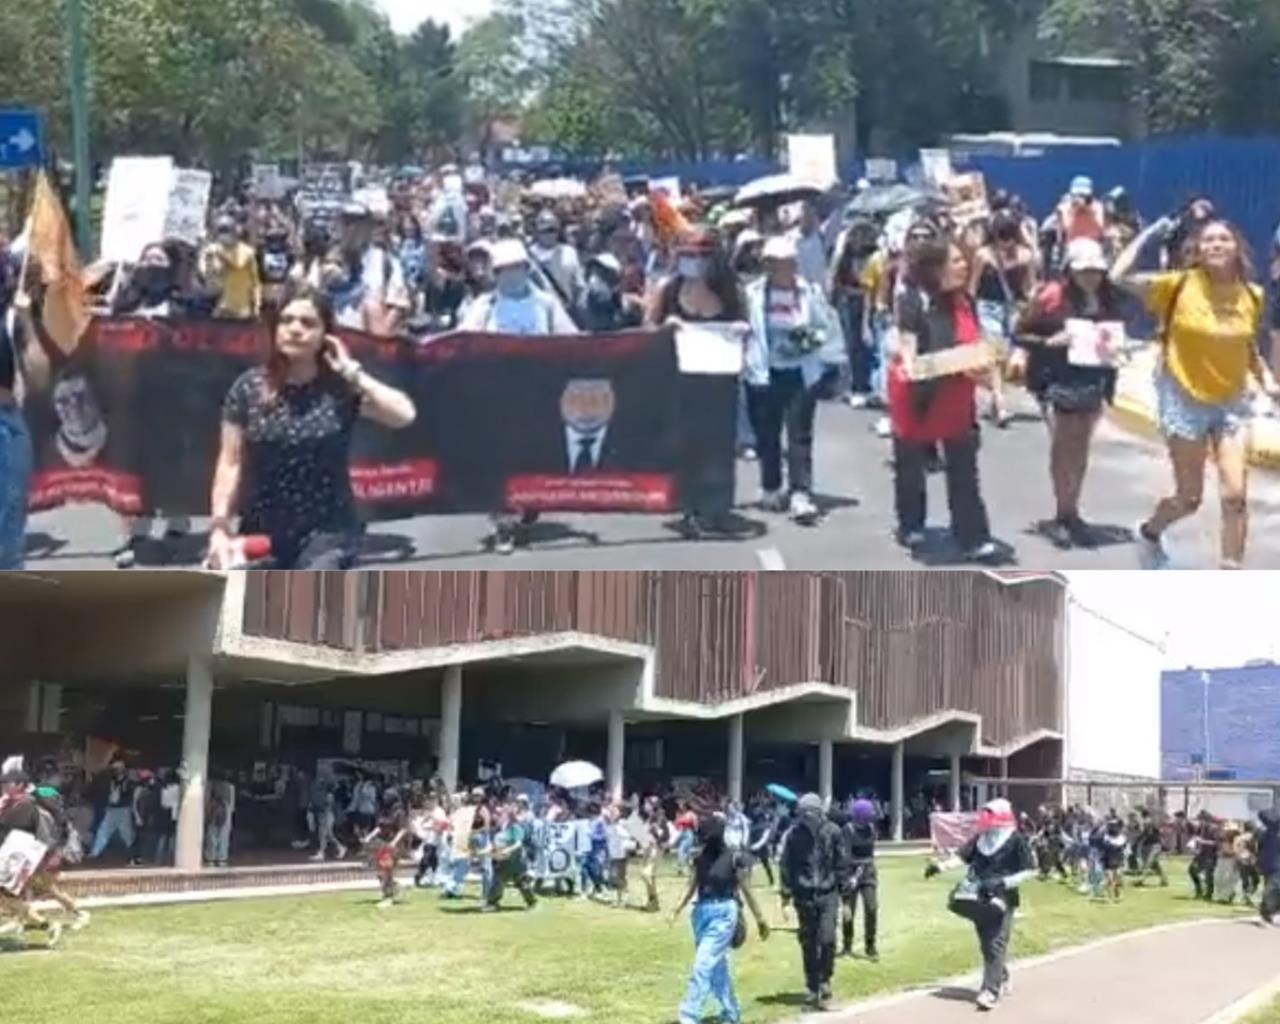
821;919;1280;1024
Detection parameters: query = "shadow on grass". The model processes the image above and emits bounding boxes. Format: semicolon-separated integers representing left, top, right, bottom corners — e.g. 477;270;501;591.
754;992;812;1008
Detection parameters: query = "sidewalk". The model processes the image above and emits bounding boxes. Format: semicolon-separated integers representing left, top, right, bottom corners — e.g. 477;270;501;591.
1111;348;1280;470
824;919;1280;1024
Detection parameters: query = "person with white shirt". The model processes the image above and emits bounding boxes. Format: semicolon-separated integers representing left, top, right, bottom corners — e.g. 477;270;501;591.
308;204;411;336
156;770;181;866
743;236;845;524
527;209;585;312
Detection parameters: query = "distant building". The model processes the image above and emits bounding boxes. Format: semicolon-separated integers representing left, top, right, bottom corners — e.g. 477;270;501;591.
998;22;1141;140
1162;663;1280;781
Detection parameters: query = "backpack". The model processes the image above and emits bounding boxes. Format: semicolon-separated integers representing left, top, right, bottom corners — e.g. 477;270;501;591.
785;813;838;893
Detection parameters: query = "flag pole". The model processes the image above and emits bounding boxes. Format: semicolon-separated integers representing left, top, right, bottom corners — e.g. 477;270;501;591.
66;0;92;257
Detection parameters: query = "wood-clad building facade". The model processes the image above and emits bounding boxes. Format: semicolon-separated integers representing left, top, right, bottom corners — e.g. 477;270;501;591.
242;570;1065;748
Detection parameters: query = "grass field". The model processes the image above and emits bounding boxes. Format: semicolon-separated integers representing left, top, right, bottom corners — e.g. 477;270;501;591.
3;857;1251;1024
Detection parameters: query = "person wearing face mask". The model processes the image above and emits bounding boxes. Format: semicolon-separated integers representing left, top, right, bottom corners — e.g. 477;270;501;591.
457;240;577;555
110;243;194;566
202;216;261;320
256;220;296;312
307;204;411;337
647;229;748;537
743;235;845;525
578;254;642;332
925;798;1036;1012
528;209;585;313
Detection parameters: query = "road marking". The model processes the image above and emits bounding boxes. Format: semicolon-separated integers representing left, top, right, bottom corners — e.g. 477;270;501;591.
756;547;786;571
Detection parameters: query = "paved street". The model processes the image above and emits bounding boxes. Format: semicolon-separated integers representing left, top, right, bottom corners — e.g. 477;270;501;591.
26;394;1280;570
824;919;1280;1024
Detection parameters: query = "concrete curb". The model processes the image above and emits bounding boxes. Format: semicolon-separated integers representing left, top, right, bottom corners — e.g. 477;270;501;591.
1200;971;1280;1024
808;916;1246;1024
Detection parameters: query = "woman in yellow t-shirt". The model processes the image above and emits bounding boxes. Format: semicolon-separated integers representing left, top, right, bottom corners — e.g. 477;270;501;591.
1112;216;1279;569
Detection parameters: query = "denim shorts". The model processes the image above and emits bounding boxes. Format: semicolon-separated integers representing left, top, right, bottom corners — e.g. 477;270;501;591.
977;300;1011;355
1155;371;1250;442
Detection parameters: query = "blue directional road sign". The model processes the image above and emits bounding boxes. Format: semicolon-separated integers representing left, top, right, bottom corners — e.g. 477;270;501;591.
0;108;43;170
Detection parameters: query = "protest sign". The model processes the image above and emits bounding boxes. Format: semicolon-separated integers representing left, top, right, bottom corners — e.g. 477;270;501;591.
907;341;998;381
786;134;838;187
297;162;350;223
919;149;954;188
250;163;283;200
650;176;683;203
1066;319;1126;368
24;321;738;520
864;158;898;183
930;812;978;854
100;156;175;264
941;171;990;224
0;829;47;896
163;168;213;248
675;322;746;375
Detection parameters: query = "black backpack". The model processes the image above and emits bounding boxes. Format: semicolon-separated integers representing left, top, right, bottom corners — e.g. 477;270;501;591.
786;814;838;893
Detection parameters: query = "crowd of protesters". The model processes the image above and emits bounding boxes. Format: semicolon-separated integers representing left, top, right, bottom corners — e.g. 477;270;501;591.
3;161;1278;569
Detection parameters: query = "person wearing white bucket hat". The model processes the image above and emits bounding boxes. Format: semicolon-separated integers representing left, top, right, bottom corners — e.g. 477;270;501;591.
1016;236;1124;549
925;797;1036;1011
743;234;845;525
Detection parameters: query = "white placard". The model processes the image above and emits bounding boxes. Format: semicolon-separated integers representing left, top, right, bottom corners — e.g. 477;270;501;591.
251;163;282;199
786;134;838;187
1066;319;1126;368
919;149;954;188
163;168;213;248
100;156;176;263
0;829;48;896
942;171;990;225
864;158;898;183
650;176;682;203
676;322;748;376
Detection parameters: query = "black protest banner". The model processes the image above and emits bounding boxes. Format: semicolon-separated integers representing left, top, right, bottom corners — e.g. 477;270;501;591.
24;317;726;519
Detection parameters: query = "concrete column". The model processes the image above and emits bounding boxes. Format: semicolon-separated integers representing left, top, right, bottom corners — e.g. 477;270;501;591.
607;709;626;803
40;684;61;734
727;714;745;805
999;757;1009;800
439;664;462;793
23;682;40;733
176;656;213;872
949;753;962;812
891;742;905;842
818;739;834;808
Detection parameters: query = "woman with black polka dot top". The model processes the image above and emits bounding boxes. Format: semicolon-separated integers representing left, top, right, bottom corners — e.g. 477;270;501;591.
207;283;416;569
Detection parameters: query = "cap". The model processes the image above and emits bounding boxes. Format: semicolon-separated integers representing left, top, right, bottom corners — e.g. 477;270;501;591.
798;792;823;811
761;235;798;262
1065;237;1108;272
588;253;622;277
1069;175;1094;198
489;238;529;270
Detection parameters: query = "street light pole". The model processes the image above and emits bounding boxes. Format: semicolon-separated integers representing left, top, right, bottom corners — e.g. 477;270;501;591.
66;0;92;255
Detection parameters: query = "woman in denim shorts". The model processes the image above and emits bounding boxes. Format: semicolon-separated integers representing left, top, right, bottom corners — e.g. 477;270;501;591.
1112;215;1279;568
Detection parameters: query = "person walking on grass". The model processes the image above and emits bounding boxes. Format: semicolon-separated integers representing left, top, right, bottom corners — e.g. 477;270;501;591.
486;801;538;913
364;796;409;910
925;798;1036;1012
780;792;846;1010
670;816;770;1024
1099;815;1127;902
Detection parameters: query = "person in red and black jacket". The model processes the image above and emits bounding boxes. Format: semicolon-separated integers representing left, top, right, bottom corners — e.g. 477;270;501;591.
889;238;998;562
1016;238;1124;550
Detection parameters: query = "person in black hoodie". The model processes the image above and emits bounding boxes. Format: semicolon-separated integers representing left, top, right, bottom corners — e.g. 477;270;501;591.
780;793;846;1009
838;798;880;960
1256;809;1280;924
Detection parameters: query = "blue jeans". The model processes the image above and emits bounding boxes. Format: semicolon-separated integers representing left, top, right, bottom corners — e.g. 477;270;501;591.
679;899;741;1024
90;806;135;858
0;405;32;569
868;311;893;404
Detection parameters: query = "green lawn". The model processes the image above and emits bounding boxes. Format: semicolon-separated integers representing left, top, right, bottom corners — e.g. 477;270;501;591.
5;857;1250;1024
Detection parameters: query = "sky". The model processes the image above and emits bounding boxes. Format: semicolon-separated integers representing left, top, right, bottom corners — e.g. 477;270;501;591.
373;0;495;36
1064;571;1280;669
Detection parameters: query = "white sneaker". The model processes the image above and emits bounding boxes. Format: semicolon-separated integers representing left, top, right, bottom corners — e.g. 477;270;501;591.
309;852;326;862
376;898;393;910
789;491;819;525
71;910;91;933
846;393;871;409
965;540;1000;563
45;920;64;949
975;989;998;1011
1136;521;1170;570
873;416;892;439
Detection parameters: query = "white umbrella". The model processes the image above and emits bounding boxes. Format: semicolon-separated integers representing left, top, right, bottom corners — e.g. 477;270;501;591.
734;173;825;208
549;760;604;790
